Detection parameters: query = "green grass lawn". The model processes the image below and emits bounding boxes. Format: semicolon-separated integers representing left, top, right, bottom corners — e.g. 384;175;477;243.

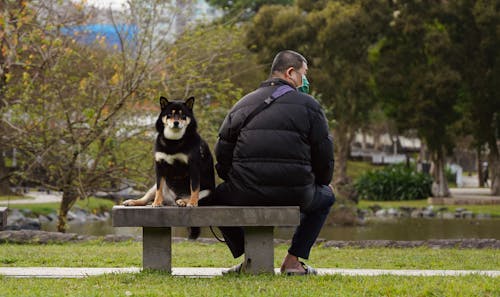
1;273;498;297
4;193;499;217
1;240;498;270
0;241;499;297
347;160;381;180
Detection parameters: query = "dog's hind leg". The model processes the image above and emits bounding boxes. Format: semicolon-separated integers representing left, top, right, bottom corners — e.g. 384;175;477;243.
123;185;155;206
176;183;200;207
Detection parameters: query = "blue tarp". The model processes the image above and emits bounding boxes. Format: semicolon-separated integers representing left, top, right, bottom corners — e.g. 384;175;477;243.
61;24;137;47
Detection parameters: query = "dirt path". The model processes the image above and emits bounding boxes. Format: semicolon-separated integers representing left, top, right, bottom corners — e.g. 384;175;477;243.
0;191;62;205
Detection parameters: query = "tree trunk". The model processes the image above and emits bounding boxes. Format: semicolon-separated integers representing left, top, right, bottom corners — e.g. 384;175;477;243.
477;147;484;187
0;64;13;195
333;125;351;186
57;189;78;233
489;143;500;195
431;149;450;197
0;153;13;195
332;124;358;204
491;161;500;195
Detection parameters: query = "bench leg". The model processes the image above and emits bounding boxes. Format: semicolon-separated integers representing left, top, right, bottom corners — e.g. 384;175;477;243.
244;226;274;274
143;227;171;273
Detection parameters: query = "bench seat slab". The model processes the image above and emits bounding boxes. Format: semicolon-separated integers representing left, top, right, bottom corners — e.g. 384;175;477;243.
112;206;300;227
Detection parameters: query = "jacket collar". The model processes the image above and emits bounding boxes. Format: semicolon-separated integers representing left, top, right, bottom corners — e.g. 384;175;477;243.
260;77;296;89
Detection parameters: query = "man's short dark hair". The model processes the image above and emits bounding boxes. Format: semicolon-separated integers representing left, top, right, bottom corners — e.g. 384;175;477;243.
270;50;307;74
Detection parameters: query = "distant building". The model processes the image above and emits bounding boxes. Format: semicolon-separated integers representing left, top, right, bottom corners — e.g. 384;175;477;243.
350;132;421;165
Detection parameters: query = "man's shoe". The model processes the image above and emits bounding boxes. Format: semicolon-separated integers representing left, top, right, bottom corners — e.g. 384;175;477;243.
283;261;318;276
222;262;245;275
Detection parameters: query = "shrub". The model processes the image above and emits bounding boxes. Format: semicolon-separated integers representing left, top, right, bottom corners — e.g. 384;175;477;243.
354;164;432;201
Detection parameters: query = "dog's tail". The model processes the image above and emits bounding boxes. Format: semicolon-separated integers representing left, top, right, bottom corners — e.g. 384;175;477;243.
188;227;201;240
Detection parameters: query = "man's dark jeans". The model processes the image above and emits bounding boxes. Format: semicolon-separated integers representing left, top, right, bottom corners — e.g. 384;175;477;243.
199;183;335;259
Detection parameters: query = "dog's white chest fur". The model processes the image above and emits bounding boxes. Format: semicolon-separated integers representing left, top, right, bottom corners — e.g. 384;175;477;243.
155;152;189;165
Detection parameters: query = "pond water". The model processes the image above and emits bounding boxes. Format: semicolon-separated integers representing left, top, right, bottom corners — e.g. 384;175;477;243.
42;217;500;241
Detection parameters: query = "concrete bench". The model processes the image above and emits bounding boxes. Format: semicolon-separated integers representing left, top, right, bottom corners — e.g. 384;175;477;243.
0;207;7;231
112;206;300;274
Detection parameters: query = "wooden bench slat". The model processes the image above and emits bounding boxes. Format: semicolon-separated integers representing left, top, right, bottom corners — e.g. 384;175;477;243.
112;206;300;227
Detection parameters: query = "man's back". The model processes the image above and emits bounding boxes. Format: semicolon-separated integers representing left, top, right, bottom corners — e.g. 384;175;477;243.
215;78;333;206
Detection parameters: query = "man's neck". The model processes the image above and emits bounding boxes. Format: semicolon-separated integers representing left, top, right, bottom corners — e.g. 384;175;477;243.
269;75;296;88
271;72;289;82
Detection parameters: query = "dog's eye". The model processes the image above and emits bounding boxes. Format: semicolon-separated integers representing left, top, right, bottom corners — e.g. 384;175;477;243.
166;114;172;119
181;115;186;120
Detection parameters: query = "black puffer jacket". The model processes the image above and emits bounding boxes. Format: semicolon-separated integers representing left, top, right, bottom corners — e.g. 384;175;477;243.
215;78;334;206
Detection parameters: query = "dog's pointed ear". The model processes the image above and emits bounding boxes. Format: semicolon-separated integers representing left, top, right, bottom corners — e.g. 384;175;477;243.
160;96;169;109
185;96;195;110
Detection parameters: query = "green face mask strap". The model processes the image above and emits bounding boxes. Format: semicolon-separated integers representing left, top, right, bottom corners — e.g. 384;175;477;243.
298;74;310;94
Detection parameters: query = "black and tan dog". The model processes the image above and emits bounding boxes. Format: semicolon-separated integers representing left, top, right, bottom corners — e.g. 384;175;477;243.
123;96;215;208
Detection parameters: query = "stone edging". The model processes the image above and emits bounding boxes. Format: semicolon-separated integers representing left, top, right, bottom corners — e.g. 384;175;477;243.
0;230;498;249
320;238;500;249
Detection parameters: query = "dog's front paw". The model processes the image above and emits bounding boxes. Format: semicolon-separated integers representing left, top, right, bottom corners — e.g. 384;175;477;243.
122;199;135;206
176;199;187;207
186;201;198;207
151;201;163;207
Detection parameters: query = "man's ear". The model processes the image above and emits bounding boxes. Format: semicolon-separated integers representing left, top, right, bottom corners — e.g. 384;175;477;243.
160;96;169;109
185;96;195;110
286;67;294;79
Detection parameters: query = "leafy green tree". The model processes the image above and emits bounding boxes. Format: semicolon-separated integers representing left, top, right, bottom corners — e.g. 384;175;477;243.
306;0;391;187
445;0;500;194
208;0;292;20
0;0;48;195
2;1;256;232
2;1;166;231
156;23;255;146
373;0;461;197
246;1;391;191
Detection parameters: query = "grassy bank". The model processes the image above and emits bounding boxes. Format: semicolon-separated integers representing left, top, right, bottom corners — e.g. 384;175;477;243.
0;241;499;296
347;160;381;180
4;195;499;217
358;199;500;217
3;197;115;216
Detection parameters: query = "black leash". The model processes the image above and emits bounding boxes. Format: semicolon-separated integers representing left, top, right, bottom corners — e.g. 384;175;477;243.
209;226;226;243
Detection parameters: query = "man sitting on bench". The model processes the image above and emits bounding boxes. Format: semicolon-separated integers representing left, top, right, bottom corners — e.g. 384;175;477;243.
200;50;335;275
